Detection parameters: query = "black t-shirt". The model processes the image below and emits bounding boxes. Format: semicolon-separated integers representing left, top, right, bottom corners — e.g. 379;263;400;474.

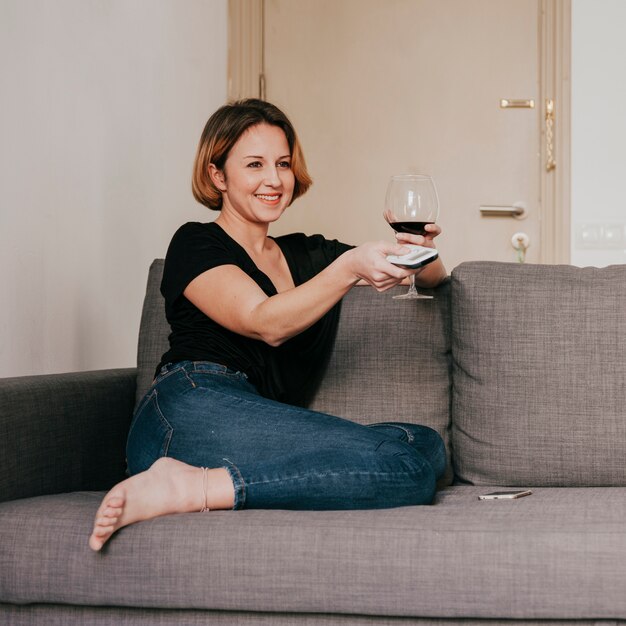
159;222;354;406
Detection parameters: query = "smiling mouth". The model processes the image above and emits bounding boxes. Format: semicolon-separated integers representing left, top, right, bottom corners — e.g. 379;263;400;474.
255;194;281;204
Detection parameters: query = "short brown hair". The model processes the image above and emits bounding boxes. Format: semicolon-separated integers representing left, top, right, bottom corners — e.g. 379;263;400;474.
192;99;313;211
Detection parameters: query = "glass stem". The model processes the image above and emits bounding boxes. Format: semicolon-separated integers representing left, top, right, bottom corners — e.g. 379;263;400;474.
407;273;418;296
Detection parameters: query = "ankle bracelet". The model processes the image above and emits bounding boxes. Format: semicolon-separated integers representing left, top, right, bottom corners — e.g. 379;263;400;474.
200;467;210;512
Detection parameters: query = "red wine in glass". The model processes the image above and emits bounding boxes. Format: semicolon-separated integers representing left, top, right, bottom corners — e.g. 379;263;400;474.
388;221;433;236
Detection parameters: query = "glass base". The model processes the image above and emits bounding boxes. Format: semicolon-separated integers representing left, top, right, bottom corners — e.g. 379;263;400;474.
393;291;433;300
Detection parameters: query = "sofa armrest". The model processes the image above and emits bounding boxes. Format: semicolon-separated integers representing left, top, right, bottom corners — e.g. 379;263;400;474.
0;368;136;503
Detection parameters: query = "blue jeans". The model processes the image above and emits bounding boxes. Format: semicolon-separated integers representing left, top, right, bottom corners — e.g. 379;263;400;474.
127;361;446;510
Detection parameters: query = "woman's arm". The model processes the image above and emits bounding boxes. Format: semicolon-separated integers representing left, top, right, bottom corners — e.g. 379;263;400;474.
183;241;414;347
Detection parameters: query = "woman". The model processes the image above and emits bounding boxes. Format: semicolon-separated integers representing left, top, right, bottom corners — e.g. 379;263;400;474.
89;99;447;552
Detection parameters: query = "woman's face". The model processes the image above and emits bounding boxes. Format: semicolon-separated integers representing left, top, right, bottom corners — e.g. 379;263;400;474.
213;123;295;224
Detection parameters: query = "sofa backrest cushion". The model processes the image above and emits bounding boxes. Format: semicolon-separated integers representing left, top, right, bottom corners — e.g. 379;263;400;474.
136;260;452;477
450;261;626;487
136;260;171;407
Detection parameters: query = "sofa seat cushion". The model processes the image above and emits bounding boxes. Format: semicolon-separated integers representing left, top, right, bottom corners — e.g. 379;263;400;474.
2;488;626;619
451;261;626;486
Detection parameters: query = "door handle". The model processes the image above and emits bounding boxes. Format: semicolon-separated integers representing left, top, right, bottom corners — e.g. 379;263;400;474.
479;203;527;219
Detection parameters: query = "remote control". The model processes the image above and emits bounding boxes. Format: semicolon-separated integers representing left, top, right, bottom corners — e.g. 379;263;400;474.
386;245;438;269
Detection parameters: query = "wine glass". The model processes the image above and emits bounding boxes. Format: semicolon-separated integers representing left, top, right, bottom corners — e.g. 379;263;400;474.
383;174;439;300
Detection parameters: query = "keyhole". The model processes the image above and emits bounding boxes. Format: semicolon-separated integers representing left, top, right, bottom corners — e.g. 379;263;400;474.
511;232;530;263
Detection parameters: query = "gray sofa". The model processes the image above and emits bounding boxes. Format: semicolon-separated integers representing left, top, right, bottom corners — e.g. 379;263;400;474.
2;260;626;625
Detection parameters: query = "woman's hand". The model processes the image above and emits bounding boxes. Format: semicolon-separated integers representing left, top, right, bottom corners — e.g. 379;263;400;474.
342;241;415;292
394;222;442;249
394;223;447;288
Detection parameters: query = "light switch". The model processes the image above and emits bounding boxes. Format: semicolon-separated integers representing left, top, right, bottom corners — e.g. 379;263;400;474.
575;222;625;250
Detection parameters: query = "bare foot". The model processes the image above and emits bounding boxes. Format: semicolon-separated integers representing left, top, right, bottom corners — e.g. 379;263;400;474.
89;457;207;551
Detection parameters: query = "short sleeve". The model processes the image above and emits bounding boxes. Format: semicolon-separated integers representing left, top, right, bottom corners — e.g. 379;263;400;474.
160;222;235;306
276;233;354;284
307;233;354;264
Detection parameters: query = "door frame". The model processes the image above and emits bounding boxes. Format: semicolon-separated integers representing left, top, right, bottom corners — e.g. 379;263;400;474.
227;0;264;101
539;0;571;264
228;0;571;264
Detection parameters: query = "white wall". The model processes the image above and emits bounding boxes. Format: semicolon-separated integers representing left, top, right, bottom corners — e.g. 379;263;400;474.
0;0;227;377
571;0;626;267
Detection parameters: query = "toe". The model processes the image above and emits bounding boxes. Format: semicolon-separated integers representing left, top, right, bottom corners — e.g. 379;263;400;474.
96;517;117;527
89;535;104;551
105;496;125;509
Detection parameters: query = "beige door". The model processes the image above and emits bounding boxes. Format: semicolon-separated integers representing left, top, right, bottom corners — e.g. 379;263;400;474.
262;0;545;269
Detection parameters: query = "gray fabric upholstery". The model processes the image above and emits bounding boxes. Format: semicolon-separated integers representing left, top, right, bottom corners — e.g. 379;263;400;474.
308;282;451;429
451;261;626;487
0;369;135;503
135;259;170;407
3;606;622;626
2;487;626;618
135;260;452;473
